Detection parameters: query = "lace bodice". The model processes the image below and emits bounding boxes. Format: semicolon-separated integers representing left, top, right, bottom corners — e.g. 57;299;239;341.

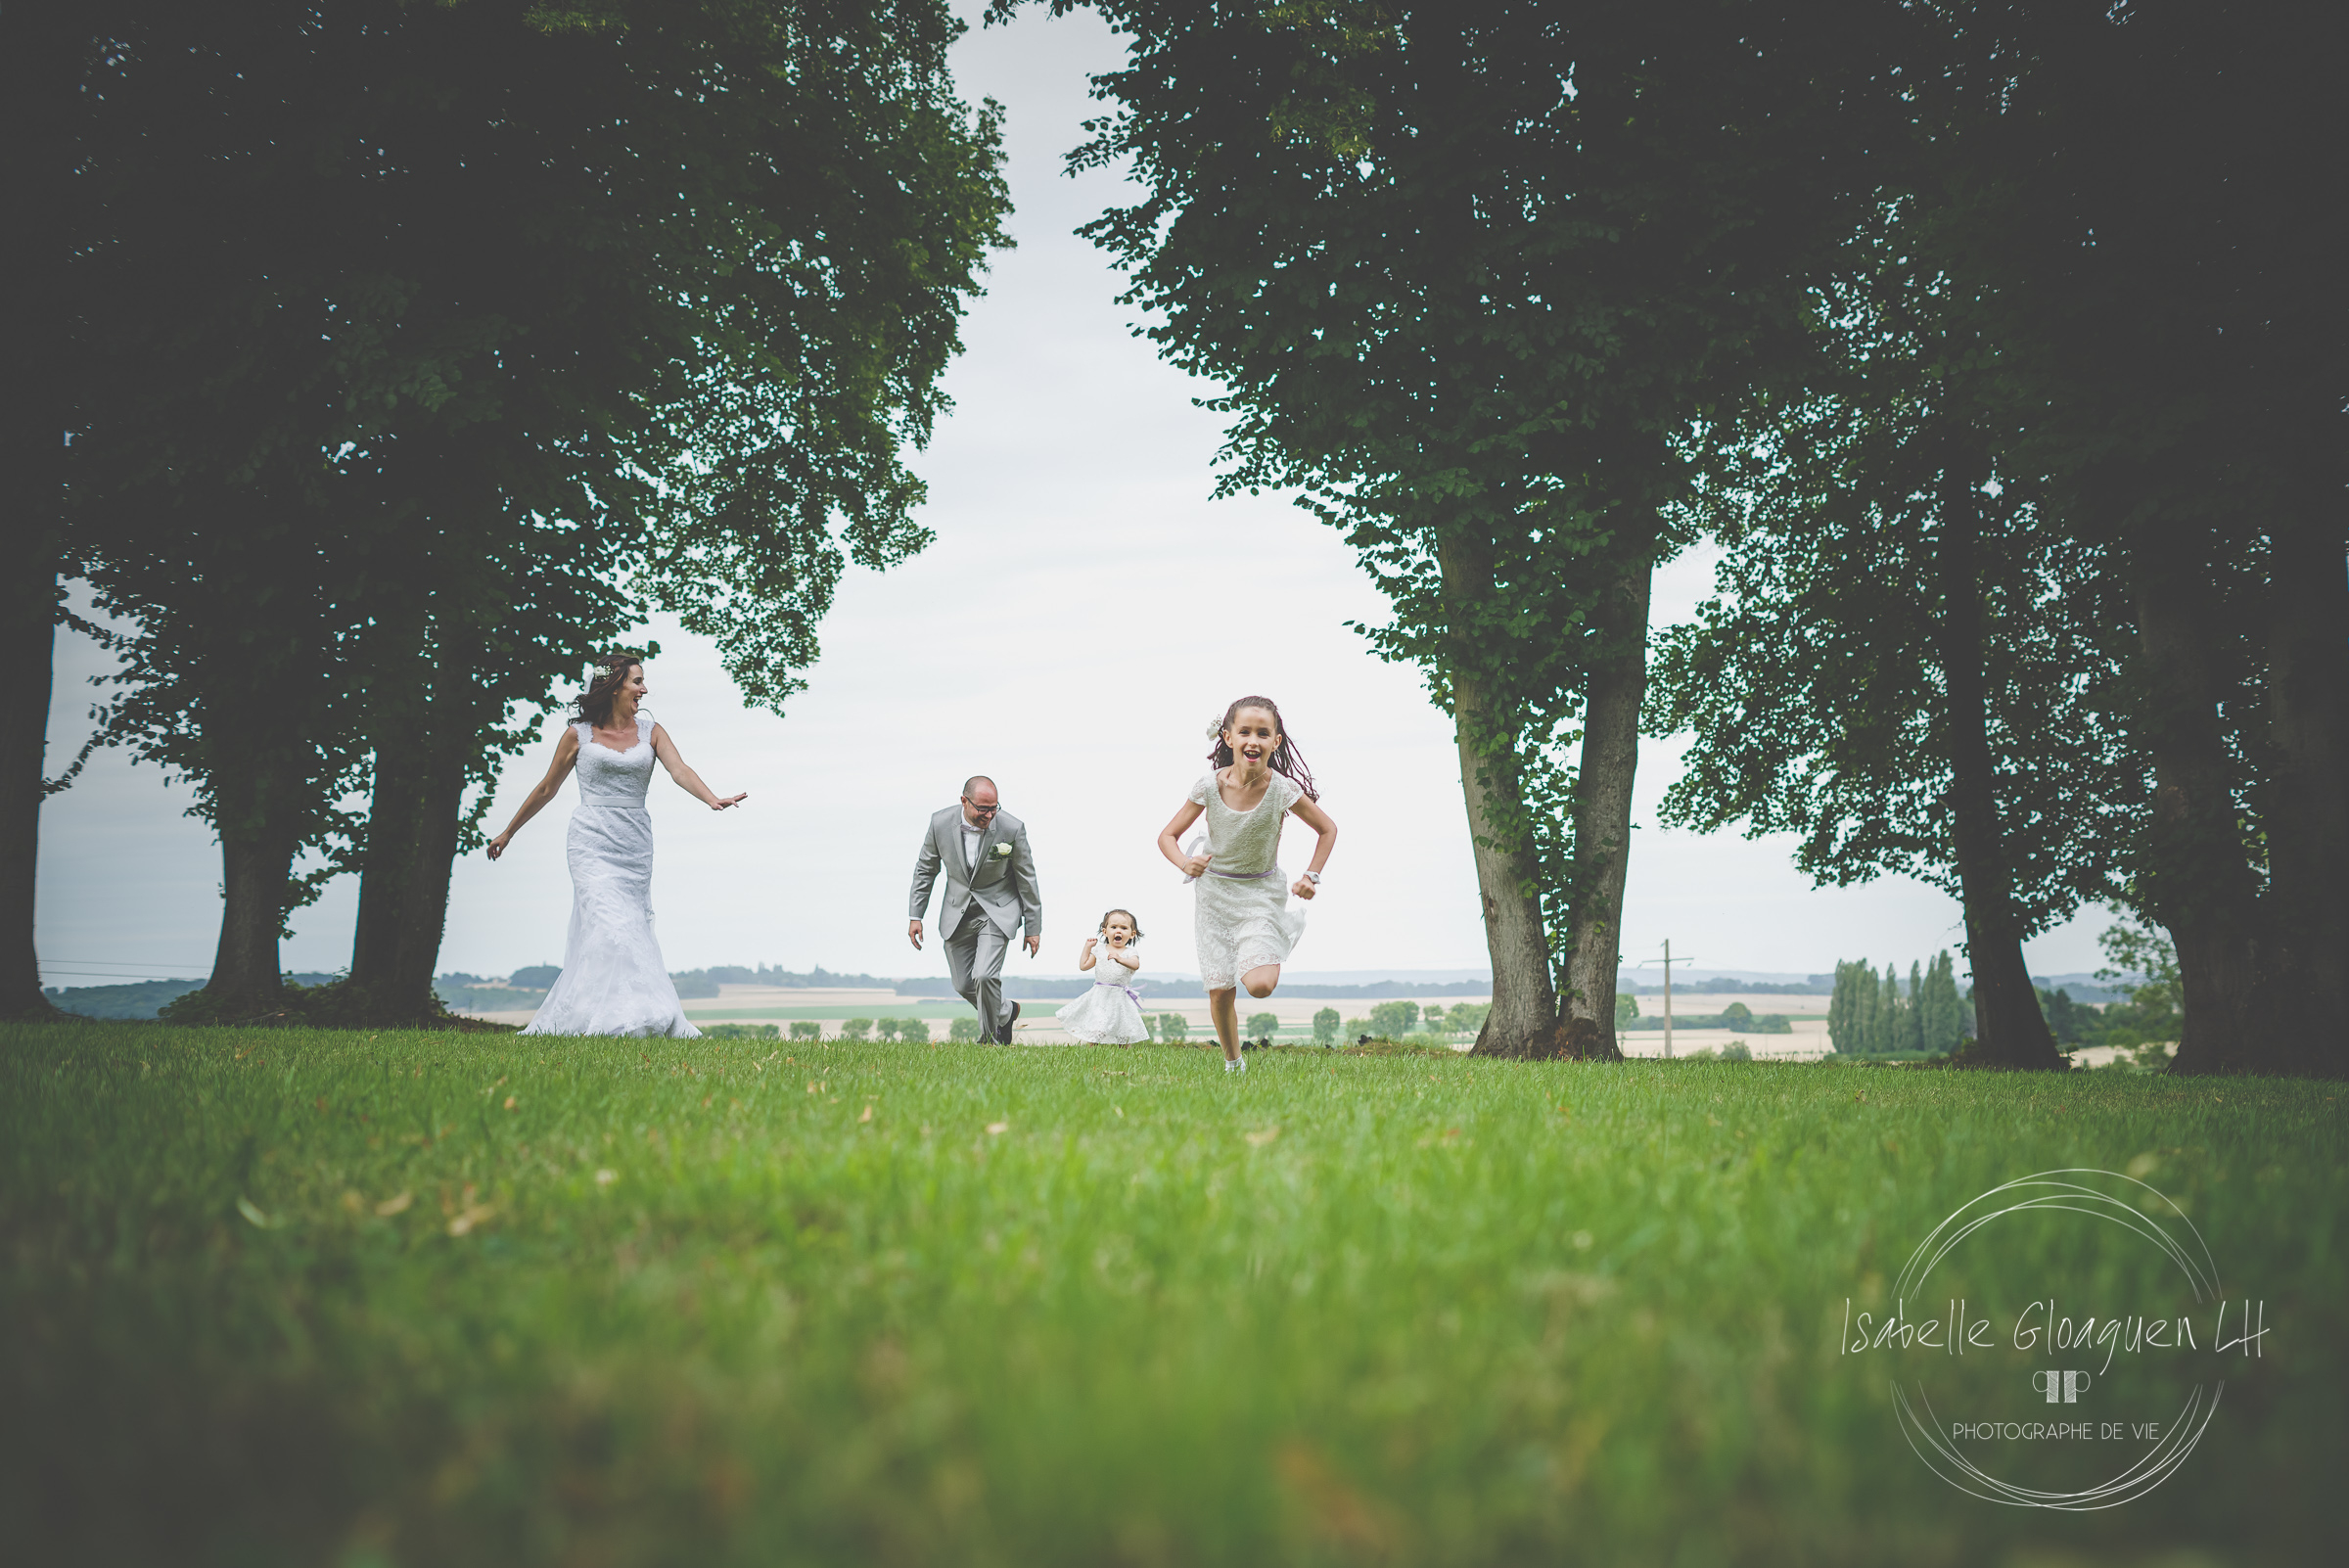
1187;769;1303;874
574;713;655;806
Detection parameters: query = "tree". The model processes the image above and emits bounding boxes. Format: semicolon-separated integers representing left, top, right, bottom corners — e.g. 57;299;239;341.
1312;1007;1340;1045
949;1017;979;1042
1246;1011;1279;1039
898;1018;931;1043
1157;1013;1188;1044
1918;952;1964;1055
1443;1003;1492;1038
1368;1000;1420;1038
62;0;1009;1020
1035;0;1895;1058
2036;990;2093;1050
1824;0;2347;1074
1614;994;1640;1027
1721;1002;1753;1029
876;1018;902;1042
1646;227;2121;1071
1827;960;1870;1055
842;1018;875;1042
790;1021;822;1040
0;0;95;1018
2095;914;2182;1053
1973;3;2347;1077
1905;962;1927;1054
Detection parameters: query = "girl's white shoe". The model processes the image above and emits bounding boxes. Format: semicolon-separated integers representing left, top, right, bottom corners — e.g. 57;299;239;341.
1224;1056;1246;1073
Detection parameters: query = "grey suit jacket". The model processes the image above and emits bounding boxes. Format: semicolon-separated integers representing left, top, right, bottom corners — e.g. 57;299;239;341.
909;805;1041;939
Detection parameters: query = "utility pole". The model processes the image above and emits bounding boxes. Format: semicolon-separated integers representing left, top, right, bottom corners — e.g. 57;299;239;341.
1664;939;1675;1059
1634;941;1697;1058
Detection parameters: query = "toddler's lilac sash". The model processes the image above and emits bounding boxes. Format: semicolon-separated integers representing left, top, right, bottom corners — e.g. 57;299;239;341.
1093;978;1143;1006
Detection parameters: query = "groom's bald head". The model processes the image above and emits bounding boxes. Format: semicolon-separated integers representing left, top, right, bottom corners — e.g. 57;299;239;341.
960;777;999;825
962;775;995;801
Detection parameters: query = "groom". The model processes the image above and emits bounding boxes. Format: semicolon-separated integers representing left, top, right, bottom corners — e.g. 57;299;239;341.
908;776;1041;1043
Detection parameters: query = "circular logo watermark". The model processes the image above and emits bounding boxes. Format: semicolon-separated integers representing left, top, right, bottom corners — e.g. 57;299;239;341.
1844;1168;2267;1508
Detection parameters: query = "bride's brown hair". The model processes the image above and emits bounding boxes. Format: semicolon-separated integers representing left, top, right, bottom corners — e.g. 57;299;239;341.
1208;695;1318;801
572;654;643;728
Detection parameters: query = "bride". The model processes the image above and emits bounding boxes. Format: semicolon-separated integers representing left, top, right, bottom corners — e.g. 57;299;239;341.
487;654;744;1037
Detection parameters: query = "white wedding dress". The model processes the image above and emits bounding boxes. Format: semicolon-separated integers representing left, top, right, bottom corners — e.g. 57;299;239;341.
520;712;700;1038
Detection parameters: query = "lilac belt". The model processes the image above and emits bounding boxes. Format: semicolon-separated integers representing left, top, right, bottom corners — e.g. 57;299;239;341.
1208;867;1278;880
1094;979;1142;1006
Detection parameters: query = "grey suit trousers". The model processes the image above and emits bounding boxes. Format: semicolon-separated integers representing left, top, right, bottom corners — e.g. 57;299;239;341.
944;902;1013;1042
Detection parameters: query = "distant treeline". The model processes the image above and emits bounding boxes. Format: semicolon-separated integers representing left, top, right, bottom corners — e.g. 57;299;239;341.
45;974;344;1020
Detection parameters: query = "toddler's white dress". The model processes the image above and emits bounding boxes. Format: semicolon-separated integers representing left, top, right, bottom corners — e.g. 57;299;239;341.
1055;949;1149;1043
1188;769;1309;990
519;711;700;1038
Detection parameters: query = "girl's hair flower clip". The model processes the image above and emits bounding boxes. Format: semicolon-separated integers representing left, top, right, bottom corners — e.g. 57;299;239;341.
1205;717;1225;742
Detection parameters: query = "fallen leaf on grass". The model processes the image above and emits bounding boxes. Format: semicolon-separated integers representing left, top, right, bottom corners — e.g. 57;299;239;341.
375;1191;413;1217
447;1201;496;1237
986;1121;1009;1135
593;1169;616;1187
859;1104;874;1124
503;1096;518;1111
236;1196;283;1229
1246;1125;1281;1147
1276;1442;1400;1553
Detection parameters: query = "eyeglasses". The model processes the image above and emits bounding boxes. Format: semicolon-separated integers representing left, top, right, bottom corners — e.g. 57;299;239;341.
963;801;1001;816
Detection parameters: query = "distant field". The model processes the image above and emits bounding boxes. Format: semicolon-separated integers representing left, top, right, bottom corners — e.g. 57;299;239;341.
685;1000;990;1022
2;1020;2338;1565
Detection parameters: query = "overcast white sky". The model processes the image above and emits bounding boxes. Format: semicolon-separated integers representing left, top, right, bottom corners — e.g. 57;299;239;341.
34;5;2116;992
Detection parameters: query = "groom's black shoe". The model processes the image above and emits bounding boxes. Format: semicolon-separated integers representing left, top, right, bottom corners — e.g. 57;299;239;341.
1001;1001;1022;1041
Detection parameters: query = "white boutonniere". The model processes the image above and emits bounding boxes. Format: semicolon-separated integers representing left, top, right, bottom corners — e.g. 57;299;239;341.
991;842;1014;858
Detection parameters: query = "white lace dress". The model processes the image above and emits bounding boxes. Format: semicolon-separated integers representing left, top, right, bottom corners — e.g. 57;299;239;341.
1188;770;1309;990
520;712;700;1038
1056;948;1148;1043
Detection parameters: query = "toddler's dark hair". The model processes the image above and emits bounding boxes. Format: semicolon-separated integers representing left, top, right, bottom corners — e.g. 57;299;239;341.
1098;908;1143;945
1209;695;1318;801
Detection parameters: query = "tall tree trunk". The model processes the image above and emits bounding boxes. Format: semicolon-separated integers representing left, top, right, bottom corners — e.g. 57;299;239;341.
206;807;299;1010
2;4;79;1020
2260;493;2349;1079
2129;528;2274;1075
1559;549;1650;1062
1441;530;1567;1059
1936;460;2066;1070
0;569;61;1020
346;730;468;1024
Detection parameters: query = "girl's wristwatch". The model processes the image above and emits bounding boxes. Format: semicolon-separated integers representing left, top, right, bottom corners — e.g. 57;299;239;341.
1302;871;1321;885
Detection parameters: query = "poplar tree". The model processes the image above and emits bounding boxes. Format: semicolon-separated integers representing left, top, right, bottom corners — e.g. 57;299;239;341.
1828;959;1870;1056
1918;951;1964;1054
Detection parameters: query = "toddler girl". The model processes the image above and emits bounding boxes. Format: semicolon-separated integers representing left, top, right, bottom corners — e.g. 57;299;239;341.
1058;908;1151;1044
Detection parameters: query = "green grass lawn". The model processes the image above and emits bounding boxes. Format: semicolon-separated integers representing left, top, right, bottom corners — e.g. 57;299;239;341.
3;1022;2339;1567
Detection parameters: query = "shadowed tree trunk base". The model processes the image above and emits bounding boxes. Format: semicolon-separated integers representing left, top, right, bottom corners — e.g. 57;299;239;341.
344;733;469;1026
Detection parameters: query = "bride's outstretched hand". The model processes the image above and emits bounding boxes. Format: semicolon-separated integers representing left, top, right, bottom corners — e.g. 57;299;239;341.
486;834;511;861
711;793;747;811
